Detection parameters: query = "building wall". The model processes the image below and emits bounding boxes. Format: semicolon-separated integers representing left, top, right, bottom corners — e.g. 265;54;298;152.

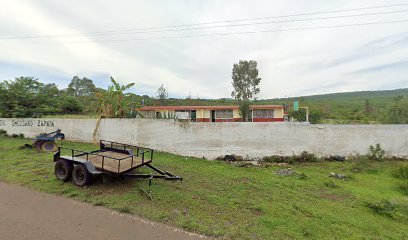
140;108;284;122
233;109;240;118
252;118;284;122
196;109;204;119
274;109;284;118
1;118;407;159
202;110;211;119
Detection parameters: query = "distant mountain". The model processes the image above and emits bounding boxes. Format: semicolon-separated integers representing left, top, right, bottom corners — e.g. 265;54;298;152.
262;88;406;101
257;88;408;123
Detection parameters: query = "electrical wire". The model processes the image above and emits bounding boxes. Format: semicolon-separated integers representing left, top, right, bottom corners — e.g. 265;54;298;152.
22;19;408;44
1;3;408;40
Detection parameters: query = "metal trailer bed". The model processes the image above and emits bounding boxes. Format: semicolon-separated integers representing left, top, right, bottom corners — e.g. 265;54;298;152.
53;140;182;187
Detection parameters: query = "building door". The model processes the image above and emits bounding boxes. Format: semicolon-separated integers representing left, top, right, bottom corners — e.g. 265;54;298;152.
191;110;196;122
211;110;216;122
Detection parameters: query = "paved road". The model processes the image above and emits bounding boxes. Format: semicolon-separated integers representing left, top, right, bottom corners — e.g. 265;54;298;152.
0;181;208;240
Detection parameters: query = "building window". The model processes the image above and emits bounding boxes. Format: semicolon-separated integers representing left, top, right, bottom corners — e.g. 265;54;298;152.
253;109;274;118
215;110;233;119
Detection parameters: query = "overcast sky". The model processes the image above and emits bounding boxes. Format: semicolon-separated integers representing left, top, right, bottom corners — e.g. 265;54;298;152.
0;0;407;99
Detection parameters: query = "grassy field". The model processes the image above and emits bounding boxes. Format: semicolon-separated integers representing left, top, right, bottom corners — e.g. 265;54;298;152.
0;136;407;239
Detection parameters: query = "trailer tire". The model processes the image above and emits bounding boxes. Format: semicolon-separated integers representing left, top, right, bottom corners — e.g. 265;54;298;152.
41;141;57;152
34;140;44;151
55;160;73;182
72;164;92;187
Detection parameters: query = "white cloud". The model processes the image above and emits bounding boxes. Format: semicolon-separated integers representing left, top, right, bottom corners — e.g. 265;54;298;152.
0;0;407;99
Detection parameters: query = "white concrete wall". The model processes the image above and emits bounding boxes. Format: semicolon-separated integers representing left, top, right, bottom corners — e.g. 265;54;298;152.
1;118;407;159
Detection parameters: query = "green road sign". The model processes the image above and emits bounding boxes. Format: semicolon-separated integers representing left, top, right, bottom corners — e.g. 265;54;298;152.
294;101;299;111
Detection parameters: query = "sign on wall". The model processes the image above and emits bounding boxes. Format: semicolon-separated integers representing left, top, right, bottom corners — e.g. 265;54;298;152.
0;119;55;128
175;112;190;120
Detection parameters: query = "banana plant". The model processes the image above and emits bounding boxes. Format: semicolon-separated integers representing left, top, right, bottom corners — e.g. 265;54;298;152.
93;77;135;142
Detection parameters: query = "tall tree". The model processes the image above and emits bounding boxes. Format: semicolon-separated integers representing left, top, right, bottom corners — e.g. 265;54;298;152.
156;84;168;105
231;60;261;121
382;96;408;124
67;76;96;97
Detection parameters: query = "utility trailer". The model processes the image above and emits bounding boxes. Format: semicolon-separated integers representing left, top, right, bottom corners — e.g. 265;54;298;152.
53;140;182;187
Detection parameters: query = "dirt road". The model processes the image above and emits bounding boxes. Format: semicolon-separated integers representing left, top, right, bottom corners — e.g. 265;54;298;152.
0;181;208;240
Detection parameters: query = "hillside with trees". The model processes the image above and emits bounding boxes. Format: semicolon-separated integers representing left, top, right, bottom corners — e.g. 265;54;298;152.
0;76;407;124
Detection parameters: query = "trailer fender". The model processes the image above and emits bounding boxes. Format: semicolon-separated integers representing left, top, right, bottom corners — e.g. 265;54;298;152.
57;156;102;175
81;161;103;175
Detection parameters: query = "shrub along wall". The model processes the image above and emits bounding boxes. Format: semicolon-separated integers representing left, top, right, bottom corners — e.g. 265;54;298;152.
0;118;407;159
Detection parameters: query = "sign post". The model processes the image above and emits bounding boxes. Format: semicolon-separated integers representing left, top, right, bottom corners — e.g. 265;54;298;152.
303;107;309;123
294;101;299;111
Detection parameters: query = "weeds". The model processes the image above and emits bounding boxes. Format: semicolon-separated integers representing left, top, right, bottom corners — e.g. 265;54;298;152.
117;206;132;214
296;172;309;180
366;200;395;218
366;199;408;220
324;180;339;188
368;144;385;161
394;165;408;196
394;165;408;181
0;130;25;138
1;136;408;239
262;151;320;164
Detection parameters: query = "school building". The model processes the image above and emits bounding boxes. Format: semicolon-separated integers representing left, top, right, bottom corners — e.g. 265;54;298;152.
138;105;288;122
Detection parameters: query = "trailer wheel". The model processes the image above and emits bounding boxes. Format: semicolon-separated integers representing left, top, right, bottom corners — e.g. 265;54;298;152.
34;140;44;151
40;141;57;152
72;164;92;187
55;160;73;181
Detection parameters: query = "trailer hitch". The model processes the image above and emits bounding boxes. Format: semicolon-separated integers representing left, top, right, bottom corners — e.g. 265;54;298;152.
123;163;182;181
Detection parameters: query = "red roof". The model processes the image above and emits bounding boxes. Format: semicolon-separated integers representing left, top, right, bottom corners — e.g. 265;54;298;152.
139;105;283;111
250;105;284;109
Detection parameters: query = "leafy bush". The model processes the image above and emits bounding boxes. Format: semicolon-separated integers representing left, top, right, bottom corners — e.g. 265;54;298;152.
368;144;385;161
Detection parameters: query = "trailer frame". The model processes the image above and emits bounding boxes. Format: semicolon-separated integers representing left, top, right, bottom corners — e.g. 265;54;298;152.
53;140;182;186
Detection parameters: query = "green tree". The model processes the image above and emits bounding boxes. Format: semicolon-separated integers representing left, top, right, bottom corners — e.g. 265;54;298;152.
231;60;261;121
60;96;83;114
382;96;408;124
67;76;96;97
0;77;61;117
157;84;168;105
289;108;324;124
